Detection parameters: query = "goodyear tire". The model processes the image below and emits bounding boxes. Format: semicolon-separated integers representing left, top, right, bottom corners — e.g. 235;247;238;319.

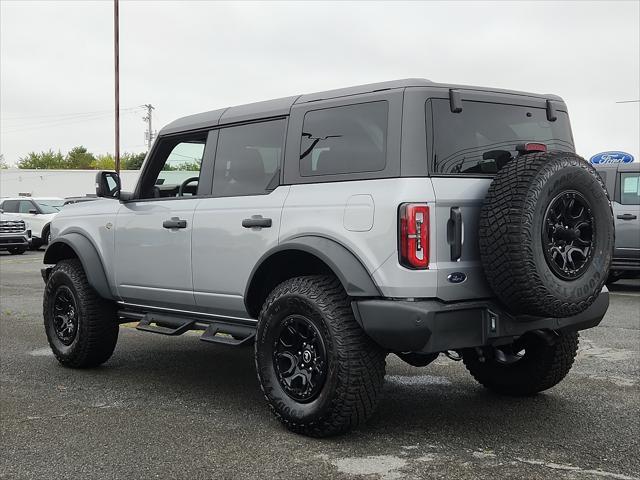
255;275;386;437
463;331;579;396
43;259;119;368
480;152;613;317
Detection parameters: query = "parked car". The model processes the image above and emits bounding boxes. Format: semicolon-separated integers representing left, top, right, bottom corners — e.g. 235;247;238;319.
0;197;64;248
42;79;613;437
63;196;99;206
594;162;640;282
0;209;31;254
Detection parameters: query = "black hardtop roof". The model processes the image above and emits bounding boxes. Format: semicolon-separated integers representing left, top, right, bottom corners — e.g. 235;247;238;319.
160;78;565;135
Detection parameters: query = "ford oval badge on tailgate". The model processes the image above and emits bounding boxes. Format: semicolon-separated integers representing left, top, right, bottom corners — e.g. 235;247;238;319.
447;272;467;284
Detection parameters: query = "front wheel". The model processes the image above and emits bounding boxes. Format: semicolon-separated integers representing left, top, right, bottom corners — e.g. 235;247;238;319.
43;259;119;368
463;330;579;396
8;247;26;255
255;275;386;437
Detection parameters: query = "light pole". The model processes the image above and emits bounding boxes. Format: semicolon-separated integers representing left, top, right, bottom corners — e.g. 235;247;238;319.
114;0;120;173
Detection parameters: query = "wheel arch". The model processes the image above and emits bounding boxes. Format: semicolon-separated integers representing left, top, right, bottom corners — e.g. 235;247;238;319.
41;222;51;241
244;236;380;318
43;233;114;300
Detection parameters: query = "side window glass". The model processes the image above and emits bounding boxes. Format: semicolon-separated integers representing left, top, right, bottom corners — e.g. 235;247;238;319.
2;200;18;213
142;133;207;198
213;119;286;197
620;173;640;205
19;201;33;213
300;101;388;176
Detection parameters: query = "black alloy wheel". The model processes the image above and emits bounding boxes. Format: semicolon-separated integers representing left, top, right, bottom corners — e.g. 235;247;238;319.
52;285;78;346
273;314;327;403
542;190;595;280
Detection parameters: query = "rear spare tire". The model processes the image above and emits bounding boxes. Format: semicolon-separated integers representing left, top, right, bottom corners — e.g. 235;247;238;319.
479;151;613;317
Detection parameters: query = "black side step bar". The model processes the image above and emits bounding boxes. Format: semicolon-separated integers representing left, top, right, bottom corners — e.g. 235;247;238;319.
200;323;255;346
120;309;257;346
135;313;196;336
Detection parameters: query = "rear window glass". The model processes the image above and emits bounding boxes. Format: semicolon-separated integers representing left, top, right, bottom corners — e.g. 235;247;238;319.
300;101;388;176
431;99;574;175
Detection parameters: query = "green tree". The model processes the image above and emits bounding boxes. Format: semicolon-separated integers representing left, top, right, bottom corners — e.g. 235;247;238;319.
121;152;146;170
66;146;95;169
17;150;66;169
161;160;200;171
0;154;8;169
92;154;115;170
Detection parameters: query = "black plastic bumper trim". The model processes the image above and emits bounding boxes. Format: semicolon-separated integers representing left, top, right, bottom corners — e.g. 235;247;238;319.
352;291;609;354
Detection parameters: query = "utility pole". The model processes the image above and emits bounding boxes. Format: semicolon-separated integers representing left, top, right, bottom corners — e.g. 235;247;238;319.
114;0;120;173
142;104;155;149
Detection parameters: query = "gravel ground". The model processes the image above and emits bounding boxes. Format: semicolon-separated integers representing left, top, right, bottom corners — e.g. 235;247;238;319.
1;250;638;480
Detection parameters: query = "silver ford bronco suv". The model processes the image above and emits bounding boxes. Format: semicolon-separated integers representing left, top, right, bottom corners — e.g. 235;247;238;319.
42;79;613;437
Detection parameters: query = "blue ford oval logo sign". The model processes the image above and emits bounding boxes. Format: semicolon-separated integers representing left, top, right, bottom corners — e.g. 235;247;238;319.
447;272;467;284
590;151;634;165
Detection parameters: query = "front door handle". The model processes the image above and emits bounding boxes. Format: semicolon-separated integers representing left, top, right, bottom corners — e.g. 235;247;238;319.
163;217;187;229
617;214;637;220
242;215;272;229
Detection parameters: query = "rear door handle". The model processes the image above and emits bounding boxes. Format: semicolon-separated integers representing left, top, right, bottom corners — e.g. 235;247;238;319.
163;217;187;229
617;214;637;220
447;207;463;261
242;215;272;229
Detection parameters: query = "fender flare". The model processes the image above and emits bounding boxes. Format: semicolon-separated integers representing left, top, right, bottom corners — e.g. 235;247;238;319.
43;233;114;300
245;236;380;311
40;222;51;240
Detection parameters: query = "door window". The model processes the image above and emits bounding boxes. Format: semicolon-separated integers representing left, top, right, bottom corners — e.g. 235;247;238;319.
299;101;388;176
213;119;286;197
18;200;34;213
1;200;19;213
620;173;640;205
138;132;207;199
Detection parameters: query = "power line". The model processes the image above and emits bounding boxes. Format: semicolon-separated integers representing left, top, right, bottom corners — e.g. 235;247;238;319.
1;107;140;121
1;109;139;134
615;100;640;104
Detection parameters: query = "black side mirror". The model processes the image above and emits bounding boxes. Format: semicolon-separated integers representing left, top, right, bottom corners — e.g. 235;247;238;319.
95;171;121;198
28;209;38;215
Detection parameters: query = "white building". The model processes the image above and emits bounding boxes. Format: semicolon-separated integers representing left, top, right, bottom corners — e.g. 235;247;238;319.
0;169;141;198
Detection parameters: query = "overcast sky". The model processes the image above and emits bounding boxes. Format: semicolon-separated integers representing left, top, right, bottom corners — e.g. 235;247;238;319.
1;0;638;165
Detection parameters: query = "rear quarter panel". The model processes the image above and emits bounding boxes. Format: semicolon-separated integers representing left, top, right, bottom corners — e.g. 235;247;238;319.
279;178;438;298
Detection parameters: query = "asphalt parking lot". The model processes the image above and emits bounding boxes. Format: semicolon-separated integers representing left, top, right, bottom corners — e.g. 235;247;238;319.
0;250;638;480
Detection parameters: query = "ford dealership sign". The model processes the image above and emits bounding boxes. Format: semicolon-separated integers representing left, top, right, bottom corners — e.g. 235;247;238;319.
590;151;635;165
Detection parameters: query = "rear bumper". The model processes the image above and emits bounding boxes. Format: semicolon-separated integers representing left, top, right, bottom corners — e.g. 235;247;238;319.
352;289;609;354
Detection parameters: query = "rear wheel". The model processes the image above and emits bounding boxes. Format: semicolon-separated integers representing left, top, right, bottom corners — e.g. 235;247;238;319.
463;331;579;396
43;259;119;368
255;275;386;437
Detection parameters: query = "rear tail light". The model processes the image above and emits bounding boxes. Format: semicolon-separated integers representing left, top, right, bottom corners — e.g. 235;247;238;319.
399;203;429;269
